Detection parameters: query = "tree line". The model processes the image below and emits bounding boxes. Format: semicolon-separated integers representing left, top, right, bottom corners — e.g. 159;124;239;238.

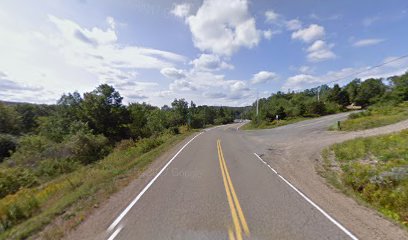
0;85;245;198
246;71;408;125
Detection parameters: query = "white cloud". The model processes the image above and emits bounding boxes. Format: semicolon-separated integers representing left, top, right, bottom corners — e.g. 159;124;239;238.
265;10;280;23
291;24;325;43
263;30;273;40
353;38;385;47
306;40;336;62
191;54;233;71
251;71;278;84
160;67;187;79
169;79;197;91
298;65;314;74
161;68;254;106
286;19;302;30
171;3;191;18
284;56;408;91
0;11;186;104
185;0;260;56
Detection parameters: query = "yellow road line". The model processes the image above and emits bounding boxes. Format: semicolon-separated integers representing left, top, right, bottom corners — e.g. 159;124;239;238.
218;140;242;240
217;139;250;240
219;141;250;236
228;226;236;240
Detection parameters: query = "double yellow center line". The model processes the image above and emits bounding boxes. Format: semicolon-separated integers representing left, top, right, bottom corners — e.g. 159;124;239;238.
217;139;250;240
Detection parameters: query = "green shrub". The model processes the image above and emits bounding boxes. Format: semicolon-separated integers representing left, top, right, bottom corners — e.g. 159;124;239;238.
63;131;109;165
7;135;54;167
135;136;165;154
34;159;80;180
0;168;38;198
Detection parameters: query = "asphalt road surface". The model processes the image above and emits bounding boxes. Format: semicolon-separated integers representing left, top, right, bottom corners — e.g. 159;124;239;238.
105;113;362;240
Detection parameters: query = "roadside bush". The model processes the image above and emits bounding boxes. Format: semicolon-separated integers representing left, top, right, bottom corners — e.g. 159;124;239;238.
7;135;54;167
0;189;39;231
135;136;165;154
0;168;38;198
63;131;109;165
34;159;80;180
0;135;17;162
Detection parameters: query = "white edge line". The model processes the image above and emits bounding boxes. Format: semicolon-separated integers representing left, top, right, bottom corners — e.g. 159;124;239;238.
107;225;123;240
253;153;359;240
106;132;203;233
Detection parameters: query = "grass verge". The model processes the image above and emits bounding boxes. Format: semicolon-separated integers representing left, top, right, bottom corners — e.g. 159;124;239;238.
241;117;311;130
0;131;194;239
336;102;408;131
321;130;408;228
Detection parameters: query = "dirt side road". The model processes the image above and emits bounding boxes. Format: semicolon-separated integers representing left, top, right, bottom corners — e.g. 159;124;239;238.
244;113;408;240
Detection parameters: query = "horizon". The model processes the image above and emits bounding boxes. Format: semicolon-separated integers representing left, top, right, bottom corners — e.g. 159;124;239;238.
1;0;408;107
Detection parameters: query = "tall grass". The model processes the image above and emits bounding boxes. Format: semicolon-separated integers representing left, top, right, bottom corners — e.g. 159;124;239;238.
0;132;193;239
339;102;408;131
324;129;408;227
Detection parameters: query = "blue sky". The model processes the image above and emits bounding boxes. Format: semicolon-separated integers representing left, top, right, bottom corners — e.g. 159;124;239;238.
0;0;408;106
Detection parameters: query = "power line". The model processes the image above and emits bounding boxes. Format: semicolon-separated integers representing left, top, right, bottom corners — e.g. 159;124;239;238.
325;53;408;85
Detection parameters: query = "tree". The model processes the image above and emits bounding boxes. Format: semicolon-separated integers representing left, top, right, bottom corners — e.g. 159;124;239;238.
0;103;21;134
389;72;408;101
308;101;326;115
345;79;361;103
128;103;153;139
146;109;168;134
276;106;287;120
328;84;350;107
80;84;130;141
355;78;386;107
170;99;189;126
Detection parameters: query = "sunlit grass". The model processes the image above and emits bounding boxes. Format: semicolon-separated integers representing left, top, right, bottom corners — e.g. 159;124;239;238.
322;129;408;227
338;102;408;131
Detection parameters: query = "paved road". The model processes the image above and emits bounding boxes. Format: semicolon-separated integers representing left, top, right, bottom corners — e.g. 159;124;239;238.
106;113;359;240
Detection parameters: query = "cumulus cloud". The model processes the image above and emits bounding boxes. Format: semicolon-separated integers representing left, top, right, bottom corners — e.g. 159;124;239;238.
286;19;302;30
184;0;260;56
171;3;191;18
203;92;227;99
291;24;325;43
0;11;187;103
251;71;278;84
352;38;385;47
283;56;408;91
265;10;280;23
191;54;233;71
169;79;197;91
306;40;336;62
264;10;302;33
160;67;187;79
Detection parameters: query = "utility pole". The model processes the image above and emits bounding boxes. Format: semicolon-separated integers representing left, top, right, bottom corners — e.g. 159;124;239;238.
256;92;259;116
317;86;320;102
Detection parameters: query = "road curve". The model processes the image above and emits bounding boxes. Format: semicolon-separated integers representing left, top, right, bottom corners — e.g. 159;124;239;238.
67;113;408;240
106;116;356;240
